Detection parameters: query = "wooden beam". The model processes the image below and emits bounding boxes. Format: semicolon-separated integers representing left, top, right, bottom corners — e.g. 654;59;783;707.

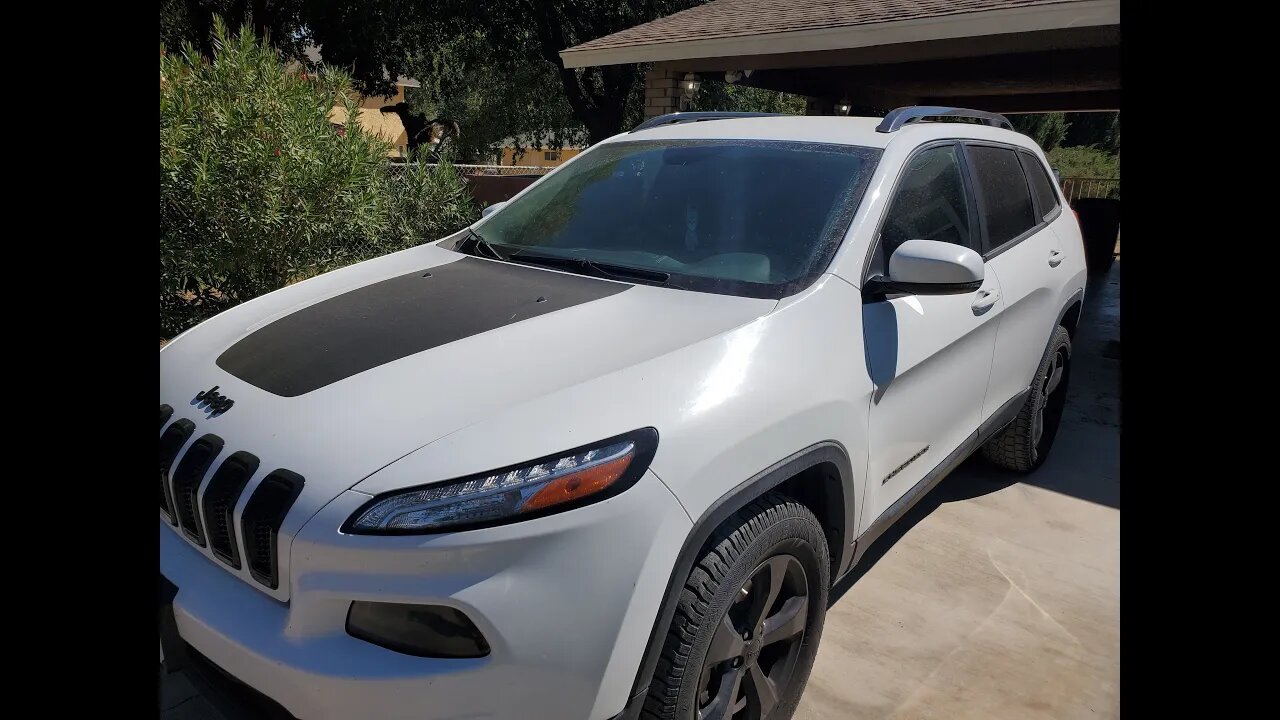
693;46;1118;105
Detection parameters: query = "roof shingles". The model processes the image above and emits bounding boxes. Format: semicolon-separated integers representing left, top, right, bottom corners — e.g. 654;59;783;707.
564;0;1084;53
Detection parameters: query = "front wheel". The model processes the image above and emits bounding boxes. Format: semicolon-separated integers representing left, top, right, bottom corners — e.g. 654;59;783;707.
643;493;829;720
981;325;1073;472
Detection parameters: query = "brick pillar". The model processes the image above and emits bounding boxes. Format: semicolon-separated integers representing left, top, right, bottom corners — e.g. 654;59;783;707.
645;68;681;118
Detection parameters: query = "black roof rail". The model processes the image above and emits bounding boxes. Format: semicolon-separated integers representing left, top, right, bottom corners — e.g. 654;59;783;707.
875;106;1013;133
631;111;783;133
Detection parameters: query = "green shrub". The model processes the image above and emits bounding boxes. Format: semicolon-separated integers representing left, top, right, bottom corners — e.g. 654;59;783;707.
1045;145;1120;180
381;157;475;246
160;19;477;338
691;82;807;115
1008;113;1069;151
1045;145;1120;200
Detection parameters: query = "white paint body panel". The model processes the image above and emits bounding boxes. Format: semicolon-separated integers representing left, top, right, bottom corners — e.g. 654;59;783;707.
984;205;1088;417
159;241;773;603
861;274;1003;520
158;115;1086;719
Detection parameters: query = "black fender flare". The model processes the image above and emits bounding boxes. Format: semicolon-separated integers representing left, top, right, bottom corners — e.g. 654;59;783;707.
613;441;857;719
1057;287;1086;329
1039;287;1086;358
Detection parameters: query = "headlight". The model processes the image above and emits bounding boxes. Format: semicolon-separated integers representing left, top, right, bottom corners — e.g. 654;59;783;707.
344;428;658;534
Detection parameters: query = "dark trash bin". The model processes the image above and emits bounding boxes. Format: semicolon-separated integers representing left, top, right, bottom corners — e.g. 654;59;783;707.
1071;197;1121;275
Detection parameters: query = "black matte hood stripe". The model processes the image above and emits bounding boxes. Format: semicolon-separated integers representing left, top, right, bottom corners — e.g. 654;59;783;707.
216;256;631;397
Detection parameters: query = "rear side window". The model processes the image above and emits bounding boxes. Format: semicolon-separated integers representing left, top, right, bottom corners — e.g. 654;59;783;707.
1019;151;1061;219
966;145;1036;249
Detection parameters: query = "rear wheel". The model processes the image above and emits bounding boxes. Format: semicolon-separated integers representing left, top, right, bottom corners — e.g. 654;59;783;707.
981;325;1072;472
643;493;829;720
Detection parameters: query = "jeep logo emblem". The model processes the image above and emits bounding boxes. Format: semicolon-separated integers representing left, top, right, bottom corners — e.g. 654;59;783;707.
194;385;235;416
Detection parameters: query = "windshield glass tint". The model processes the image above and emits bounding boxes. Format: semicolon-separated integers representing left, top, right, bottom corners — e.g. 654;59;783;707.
474;139;879;297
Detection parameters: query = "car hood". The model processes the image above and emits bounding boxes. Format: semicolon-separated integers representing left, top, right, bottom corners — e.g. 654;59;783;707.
159;241;777;511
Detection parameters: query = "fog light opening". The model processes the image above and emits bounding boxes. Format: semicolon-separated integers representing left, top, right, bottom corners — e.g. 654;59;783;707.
346;601;491;658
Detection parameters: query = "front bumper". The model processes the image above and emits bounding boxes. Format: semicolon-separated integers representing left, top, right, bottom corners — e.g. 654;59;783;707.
159;470;691;720
163;643;296;719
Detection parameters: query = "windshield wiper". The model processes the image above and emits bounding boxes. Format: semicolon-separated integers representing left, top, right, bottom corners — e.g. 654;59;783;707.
461;233;678;287
506;250;674;286
462;228;506;261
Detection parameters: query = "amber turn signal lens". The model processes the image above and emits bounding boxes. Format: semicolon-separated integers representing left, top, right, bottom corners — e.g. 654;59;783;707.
521;453;634;512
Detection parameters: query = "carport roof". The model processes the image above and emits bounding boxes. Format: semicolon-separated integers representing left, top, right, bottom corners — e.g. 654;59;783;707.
560;0;1118;68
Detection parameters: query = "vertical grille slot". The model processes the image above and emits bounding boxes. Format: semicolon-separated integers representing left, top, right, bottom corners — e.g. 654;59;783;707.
159;418;195;524
202;451;260;569
171;434;225;546
160;404;173;430
242;470;305;589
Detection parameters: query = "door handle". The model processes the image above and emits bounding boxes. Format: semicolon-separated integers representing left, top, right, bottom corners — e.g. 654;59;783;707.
1048;249;1065;267
971;289;999;314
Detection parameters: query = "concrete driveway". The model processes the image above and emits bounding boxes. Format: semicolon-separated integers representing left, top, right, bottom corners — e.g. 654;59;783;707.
162;264;1120;720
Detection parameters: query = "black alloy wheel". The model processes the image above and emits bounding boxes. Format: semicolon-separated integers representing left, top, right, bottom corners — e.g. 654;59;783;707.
696;555;810;720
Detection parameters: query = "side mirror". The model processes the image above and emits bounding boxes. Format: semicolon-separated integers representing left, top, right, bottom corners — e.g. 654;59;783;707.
481;201;507;218
1052;168;1062;185
867;239;984;296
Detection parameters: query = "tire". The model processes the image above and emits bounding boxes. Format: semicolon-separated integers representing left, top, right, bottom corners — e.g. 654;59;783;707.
981;325;1073;472
642;492;830;720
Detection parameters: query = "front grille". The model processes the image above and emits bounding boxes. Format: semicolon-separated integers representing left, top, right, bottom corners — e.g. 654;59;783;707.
171;434;225;545
202;451;260;568
160;408;306;593
159;418;196;524
241;470;305;589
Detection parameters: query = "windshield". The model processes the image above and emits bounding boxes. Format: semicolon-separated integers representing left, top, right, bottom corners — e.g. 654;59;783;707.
471;139;880;298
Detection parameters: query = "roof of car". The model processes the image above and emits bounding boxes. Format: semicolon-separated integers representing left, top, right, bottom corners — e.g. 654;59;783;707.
613;114;1033;151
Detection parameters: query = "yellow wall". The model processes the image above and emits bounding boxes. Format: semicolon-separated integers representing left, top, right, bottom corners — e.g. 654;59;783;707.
500;146;582;168
360;84;406;109
328;84;411;158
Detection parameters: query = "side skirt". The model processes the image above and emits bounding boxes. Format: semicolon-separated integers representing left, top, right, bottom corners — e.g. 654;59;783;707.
979;387;1031;441
841;428;980;573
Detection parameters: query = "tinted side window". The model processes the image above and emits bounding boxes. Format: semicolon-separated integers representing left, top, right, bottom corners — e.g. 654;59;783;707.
967;145;1036;249
1019;151;1061;219
877;144;973;271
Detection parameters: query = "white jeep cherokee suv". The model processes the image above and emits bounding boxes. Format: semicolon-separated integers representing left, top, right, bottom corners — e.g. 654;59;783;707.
159;107;1086;720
